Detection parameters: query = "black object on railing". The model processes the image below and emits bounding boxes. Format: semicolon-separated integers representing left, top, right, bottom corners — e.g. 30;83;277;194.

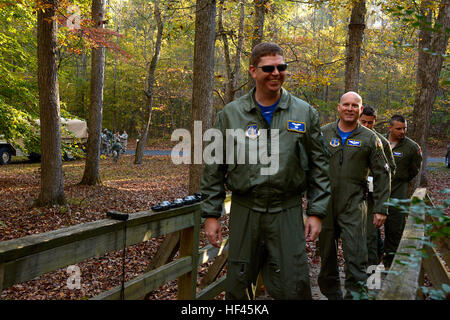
106;211;130;300
151;193;206;212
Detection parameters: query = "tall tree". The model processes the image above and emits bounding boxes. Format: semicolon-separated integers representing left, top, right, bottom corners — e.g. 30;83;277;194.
36;0;66;206
410;0;450;188
344;0;366;92
135;0;165;165
247;0;267;90
189;0;216;193
75;53;88;119
81;0;106;185
218;0;245;104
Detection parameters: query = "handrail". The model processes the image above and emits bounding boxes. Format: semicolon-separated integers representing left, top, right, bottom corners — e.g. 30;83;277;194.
0;203;201;297
376;187;450;300
0;196;231;300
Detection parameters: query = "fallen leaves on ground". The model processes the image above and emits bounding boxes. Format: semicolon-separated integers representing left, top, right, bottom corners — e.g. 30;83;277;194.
0;143;448;300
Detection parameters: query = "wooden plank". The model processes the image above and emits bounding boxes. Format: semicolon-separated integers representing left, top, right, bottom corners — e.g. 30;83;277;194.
422;244;450;290
92;256;192;300
146;232;180;271
424;212;450;267
196;276;227;300
377;188;427;300
198;239;228;265
199;250;228;289
1;213;195;289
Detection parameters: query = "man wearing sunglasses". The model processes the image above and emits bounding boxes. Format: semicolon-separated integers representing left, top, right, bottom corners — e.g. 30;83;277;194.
200;42;331;299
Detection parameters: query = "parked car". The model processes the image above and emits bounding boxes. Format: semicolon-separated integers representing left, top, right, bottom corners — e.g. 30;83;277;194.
0;118;88;165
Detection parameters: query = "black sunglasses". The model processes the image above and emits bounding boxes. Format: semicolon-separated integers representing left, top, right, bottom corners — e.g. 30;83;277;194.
256;63;288;73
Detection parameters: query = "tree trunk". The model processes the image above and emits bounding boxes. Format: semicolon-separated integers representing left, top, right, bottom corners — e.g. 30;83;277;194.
218;5;233;104
247;0;266;91
75;53;88;119
81;0;106;185
135;0;164;164
189;0;216;194
37;0;66;206
344;0;366;92
219;0;245;103
410;1;450;190
233;0;245;99
112;25;120;132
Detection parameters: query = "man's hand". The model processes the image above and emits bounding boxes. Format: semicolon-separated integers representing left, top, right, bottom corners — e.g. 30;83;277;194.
373;213;386;229
304;216;322;242
204;217;222;248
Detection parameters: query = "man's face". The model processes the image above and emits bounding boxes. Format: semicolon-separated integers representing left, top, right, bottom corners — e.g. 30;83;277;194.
249;54;286;95
389;120;407;141
337;93;362;124
359;114;376;130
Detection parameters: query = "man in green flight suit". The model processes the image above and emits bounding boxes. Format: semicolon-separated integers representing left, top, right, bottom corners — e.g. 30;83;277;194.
382;115;422;269
318;92;391;300
359;106;396;266
200;42;331;300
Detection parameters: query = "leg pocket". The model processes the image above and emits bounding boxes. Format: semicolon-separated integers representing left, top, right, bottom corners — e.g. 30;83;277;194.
226;259;252;300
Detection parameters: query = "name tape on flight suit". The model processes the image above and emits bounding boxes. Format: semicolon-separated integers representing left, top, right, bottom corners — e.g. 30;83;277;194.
346;139;361;147
393;151;403;157
287;120;306;133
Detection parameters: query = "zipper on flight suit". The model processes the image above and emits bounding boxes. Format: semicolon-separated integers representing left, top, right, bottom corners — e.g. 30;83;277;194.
255;103;276;213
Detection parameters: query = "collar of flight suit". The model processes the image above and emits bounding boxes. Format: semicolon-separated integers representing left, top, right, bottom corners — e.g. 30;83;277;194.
243;87;290;113
384;133;406;150
332;120;364;138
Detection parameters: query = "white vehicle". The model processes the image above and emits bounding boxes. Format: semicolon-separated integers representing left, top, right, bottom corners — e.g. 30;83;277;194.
0;118;88;165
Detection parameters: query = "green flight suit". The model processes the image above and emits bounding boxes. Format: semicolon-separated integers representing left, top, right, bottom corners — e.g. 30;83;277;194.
367;130;396;266
200;88;331;300
382;135;422;268
318;121;390;299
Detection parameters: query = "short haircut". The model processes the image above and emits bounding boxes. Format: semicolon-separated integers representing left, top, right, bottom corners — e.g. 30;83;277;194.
361;106;377;118
339;91;362;104
389;114;406;126
250;42;284;67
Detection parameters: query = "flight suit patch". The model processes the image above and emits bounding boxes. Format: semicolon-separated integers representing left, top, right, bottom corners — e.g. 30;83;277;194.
330;138;340;147
393;151;403;157
246;124;260;139
347;139;361;147
287;120;306;133
376;137;383;149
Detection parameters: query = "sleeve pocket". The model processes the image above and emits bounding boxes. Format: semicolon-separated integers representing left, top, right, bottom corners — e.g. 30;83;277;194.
297;140;309;171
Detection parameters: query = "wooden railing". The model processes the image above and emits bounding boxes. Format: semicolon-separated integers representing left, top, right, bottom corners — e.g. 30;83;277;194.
1;188;447;300
0;197;231;300
377;188;450;300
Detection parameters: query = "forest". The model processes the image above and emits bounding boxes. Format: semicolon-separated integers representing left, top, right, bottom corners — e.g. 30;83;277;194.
1;0;448;142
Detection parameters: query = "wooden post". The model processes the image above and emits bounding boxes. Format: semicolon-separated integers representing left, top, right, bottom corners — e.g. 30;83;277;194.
0;263;4;292
178;210;201;299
